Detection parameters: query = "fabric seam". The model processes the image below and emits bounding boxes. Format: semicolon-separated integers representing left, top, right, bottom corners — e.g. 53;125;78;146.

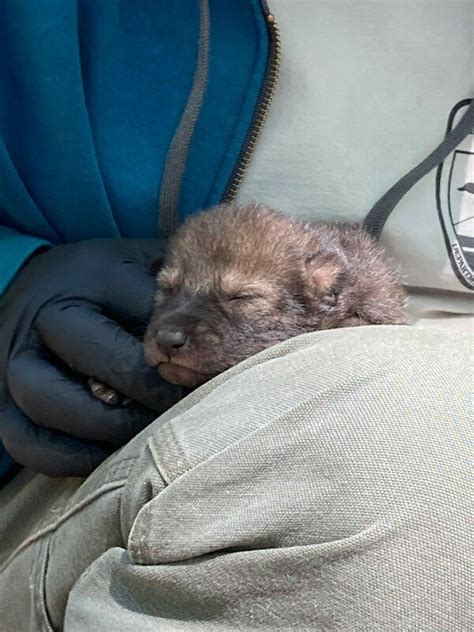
0;474;131;573
158;0;210;233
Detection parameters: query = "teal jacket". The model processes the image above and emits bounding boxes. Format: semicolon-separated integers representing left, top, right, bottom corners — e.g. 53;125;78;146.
0;0;271;478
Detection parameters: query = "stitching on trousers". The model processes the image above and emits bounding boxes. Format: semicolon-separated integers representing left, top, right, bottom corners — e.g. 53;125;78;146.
0;477;128;573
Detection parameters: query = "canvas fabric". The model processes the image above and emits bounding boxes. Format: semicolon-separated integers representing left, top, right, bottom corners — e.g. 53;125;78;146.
238;0;474;326
0;326;470;630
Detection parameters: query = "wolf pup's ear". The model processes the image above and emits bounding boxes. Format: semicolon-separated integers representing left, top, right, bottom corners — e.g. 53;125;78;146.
304;251;346;309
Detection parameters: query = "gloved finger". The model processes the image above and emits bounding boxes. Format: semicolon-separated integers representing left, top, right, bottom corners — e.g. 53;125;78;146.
103;261;157;330
35;303;183;411
8;351;157;445
100;240;166;326
0;395;111;477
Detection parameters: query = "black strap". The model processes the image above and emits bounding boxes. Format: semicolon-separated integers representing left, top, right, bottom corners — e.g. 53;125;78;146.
363;99;474;240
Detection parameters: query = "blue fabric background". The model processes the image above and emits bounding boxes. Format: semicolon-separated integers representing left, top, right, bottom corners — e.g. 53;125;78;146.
0;0;268;290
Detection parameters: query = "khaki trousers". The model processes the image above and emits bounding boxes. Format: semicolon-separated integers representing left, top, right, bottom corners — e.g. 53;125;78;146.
0;327;470;631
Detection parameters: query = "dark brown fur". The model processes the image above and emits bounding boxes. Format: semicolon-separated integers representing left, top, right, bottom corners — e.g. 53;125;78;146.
143;203;407;388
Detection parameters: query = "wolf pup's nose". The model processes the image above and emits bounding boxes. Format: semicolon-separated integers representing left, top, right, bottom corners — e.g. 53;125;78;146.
155;328;187;350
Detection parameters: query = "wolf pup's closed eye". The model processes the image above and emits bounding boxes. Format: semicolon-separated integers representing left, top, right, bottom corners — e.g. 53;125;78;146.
90;202;407;400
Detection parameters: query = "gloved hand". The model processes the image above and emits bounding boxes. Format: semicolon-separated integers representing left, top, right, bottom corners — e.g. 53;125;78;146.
0;238;183;477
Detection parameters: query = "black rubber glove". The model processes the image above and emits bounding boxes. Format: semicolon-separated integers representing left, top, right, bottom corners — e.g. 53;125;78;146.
0;238;182;477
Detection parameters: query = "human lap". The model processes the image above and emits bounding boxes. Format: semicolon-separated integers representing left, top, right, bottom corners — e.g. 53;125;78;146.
0;327;470;631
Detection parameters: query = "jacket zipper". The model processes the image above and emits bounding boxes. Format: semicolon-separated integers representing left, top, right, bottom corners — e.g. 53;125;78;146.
222;8;281;202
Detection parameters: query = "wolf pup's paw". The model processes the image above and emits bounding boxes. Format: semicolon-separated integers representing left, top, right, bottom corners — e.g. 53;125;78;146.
88;378;132;406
